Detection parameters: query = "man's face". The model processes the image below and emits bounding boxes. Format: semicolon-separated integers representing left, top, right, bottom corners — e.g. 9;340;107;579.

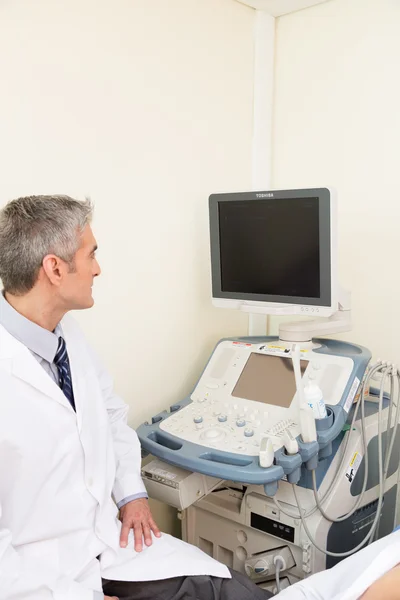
59;224;101;310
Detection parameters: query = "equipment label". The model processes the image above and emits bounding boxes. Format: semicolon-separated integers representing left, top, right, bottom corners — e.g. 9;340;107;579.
151;467;177;480
354;372;369;404
344;377;360;413
265;346;291;356
345;452;362;483
258;345;309;358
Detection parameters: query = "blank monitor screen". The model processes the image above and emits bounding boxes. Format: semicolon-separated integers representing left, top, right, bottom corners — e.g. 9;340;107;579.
232;353;308;407
219;197;320;299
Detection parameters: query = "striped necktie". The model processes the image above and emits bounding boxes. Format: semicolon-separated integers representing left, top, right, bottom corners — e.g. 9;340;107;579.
54;336;76;411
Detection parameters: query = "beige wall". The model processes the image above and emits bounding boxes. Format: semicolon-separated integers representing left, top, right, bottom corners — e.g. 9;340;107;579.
0;0;255;531
2;0;398;538
271;0;400;361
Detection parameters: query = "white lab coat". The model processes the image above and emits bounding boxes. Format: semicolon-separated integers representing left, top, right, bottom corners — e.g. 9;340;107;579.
0;315;229;600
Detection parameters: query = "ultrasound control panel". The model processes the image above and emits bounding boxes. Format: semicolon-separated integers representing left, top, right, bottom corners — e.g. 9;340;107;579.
159;340;354;456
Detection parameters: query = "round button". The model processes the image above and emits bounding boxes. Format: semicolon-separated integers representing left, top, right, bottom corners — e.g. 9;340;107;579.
194;416;203;424
236;419;246;427
218;414;228;423
244;428;254;437
205;429;221;439
254;559;269;574
201;428;226;442
237;530;248;544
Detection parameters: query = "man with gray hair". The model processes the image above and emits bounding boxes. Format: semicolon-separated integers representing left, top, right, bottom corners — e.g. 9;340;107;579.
0;195;272;600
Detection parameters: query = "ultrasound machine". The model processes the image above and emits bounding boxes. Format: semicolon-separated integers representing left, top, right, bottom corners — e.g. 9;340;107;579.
137;188;400;594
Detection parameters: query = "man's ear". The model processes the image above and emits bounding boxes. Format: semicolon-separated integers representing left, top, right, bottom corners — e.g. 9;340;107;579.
42;254;66;286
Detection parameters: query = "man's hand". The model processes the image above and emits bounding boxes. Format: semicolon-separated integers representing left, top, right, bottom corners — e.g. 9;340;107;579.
119;497;161;552
105;596;118;599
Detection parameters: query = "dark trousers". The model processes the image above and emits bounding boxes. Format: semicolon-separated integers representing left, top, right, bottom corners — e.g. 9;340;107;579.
103;569;274;600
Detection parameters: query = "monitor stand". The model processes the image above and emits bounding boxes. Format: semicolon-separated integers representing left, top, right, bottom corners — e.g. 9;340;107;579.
279;288;351;343
248;313;269;336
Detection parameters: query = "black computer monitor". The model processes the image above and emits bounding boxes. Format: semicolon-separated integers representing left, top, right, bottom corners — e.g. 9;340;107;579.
209;188;337;317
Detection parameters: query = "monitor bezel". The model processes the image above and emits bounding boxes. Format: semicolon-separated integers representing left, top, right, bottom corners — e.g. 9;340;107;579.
209;188;337;314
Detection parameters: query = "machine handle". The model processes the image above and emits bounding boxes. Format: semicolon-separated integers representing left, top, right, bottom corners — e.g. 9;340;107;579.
138;423;285;486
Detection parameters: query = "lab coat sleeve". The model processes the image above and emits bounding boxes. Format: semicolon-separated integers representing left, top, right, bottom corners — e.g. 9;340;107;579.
90;348;148;505
0;514;94;600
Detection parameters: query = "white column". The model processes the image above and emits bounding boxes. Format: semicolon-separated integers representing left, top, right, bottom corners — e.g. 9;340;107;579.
248;10;275;337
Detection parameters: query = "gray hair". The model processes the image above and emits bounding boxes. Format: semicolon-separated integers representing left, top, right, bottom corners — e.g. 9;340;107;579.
0;195;93;294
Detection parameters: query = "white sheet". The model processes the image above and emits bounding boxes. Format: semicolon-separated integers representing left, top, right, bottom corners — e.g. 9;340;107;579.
277;530;400;600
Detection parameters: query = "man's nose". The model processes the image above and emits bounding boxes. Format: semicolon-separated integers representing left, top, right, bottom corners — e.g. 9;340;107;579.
94;259;101;277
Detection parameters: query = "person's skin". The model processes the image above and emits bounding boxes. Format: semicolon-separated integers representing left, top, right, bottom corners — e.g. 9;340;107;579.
360;564;400;599
5;224;161;557
6;224;101;331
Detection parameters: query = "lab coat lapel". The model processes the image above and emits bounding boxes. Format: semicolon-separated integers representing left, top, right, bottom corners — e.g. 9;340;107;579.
61;322;91;433
11;344;73;411
0;323;74;411
60;318;111;506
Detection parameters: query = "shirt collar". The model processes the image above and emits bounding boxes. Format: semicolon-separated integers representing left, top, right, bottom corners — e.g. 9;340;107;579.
0;291;60;363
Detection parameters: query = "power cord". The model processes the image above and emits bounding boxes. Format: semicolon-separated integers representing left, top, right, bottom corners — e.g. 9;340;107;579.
312;364;393;525
291;366;386;558
273;362;374;521
274;556;285;593
273;361;400;558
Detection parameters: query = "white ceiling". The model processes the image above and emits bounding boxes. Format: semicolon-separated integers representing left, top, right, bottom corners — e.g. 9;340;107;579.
235;0;332;17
